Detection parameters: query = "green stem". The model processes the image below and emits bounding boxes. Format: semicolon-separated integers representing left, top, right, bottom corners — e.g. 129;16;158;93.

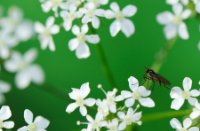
95;44;117;88
142;109;191;122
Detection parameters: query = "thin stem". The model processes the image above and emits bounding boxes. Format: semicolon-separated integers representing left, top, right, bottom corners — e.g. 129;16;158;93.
90;27;117;88
142;109;191;122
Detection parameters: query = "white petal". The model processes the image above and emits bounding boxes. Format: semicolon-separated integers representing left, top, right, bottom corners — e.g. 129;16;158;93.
171;98;184;110
3;121;14;129
110;20;121;37
46;16;55;28
80;82;90;98
117;112;125;119
164;24;177;39
121;19;135;37
188;98;198;106
118;122;126;130
170;118;182;129
173;4;183;15
188;127;199;131
80;106;87;116
125;98;135;107
121;91;132;98
139;98;155;107
34;116;50;129
183;118;192;129
128;76;139;90
24;109;33;124
178;23;189;40
72;25;80;35
28;65;44;85
109;103;116;113
81;24;89;34
24;48;37;64
76;43;90;59
157;12;173;25
17;126;27;131
92;16;100;29
0;106;11;121
85;98;96;106
34;22;45;33
138;86;151;97
68;38;79;51
50;25;60;34
0;81;11;93
85;35;100;44
15;71;31;89
66;103;78;113
181;9;191;19
183;77;192;91
110;2;119;12
190;90;200;97
190;109;200;119
122;5;137;17
82;15;90;24
132;112;142;122
170;87;183;98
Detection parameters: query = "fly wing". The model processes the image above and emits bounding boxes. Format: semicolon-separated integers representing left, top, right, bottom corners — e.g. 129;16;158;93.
157;74;171;85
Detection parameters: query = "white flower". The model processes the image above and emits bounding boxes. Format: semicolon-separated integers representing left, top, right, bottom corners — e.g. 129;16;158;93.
117;108;142;130
119;76;155;108
66;82;96;116
18;109;50;131
35;16;60;51
157;4;191;40
0;106;14;130
84;114;107;131
170;77;200;110
193;0;200;14
4;49;44;89
68;24;100;59
190;102;200;119
41;0;65;16
96;99;109;118
105;2;137;37
86;0;108;8
60;6;80;31
0;81;11;104
106;118;120;131
170;118;199;131
167;0;189;5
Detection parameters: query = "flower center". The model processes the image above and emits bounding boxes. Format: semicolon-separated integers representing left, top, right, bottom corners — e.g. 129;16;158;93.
27;123;36;131
52;0;61;7
0;120;3;129
173;15;182;25
44;28;51;37
76;97;85;106
180;128;187;131
182;91;190;99
115;11;123;21
124;116;132;125
77;33;85;43
132;91;141;100
92;120;100;128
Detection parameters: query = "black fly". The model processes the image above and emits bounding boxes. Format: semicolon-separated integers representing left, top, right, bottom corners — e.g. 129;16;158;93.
144;68;170;87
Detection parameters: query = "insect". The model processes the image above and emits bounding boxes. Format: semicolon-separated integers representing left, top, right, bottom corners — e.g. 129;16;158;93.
144;68;170;87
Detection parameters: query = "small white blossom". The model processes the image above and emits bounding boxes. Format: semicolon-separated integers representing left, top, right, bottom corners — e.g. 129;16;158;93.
119;76;155;108
106;118;120;131
190;102;200;119
0;81;11;104
18;109;50;131
170;118;199;131
4;49;44;89
84;114;107;131
157;4;191;40
117;108;142;130
105;2;137;37
66;82;96;116
41;0;65;16
68;24;100;59
170;77;200;110
96;99;109;118
35;16;60;51
193;0;200;14
0;106;14;130
86;0;108;8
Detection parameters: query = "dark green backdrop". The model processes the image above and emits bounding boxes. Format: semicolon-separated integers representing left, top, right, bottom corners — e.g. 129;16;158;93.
1;0;200;130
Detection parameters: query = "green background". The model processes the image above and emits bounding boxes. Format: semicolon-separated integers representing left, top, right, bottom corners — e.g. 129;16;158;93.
1;0;200;130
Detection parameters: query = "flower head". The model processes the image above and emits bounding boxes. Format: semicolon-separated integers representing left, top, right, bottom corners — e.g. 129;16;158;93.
0;81;11;104
118;76;155;108
170;77;200;110
18;109;50;131
105;2;137;37
66;82;96;116
4;49;44;89
157;4;191;40
35;16;60;51
170;118;199;131
0;106;14;130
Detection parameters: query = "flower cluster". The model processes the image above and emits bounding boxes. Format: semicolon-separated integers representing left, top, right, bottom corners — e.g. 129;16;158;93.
0;7;45;104
170;77;200;131
157;0;200;41
66;76;155;130
37;0;137;59
0;105;50;131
